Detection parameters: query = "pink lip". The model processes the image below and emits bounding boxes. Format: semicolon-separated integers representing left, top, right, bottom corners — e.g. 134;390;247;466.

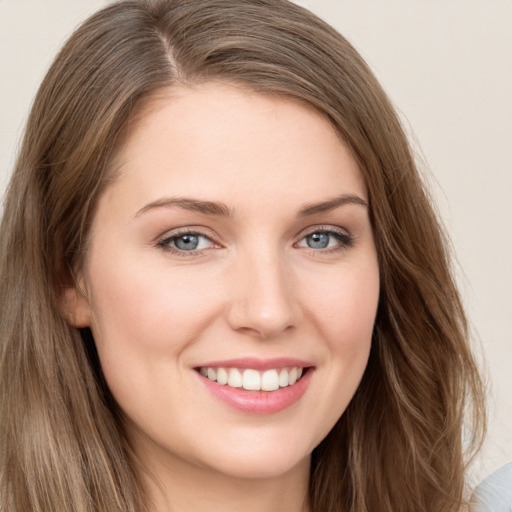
195;357;314;371
195;360;315;415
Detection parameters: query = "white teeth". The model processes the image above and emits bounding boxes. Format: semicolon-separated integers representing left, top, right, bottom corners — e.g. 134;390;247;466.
278;368;289;387
242;369;261;390
200;366;306;391
207;367;217;381
261;369;279;391
216;367;228;385
227;368;242;388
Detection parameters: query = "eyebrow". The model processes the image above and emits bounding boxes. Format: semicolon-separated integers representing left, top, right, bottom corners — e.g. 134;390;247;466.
134;193;367;219
297;194;368;216
134;196;233;218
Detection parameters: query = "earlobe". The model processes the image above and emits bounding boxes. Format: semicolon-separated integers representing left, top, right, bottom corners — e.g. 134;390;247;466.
60;283;92;328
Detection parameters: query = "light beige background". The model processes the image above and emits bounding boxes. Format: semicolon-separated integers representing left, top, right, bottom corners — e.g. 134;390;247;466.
1;0;510;484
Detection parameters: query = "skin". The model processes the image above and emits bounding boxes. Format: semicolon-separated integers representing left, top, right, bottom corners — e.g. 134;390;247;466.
67;83;380;512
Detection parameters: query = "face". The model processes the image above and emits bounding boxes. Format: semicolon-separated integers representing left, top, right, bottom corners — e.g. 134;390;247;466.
70;83;379;482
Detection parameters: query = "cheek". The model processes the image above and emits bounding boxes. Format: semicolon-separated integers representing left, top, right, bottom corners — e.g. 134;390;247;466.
303;260;379;349
83;260;226;419
84;257;222;420
87;257;220;353
294;259;379;447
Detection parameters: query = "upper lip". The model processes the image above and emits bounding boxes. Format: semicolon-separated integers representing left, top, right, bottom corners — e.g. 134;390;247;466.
195;357;314;371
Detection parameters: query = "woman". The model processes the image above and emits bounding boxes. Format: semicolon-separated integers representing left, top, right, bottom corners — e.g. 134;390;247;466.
0;1;489;511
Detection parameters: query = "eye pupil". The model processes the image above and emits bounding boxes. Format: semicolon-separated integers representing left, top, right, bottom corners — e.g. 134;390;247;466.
307;232;329;249
175;234;199;250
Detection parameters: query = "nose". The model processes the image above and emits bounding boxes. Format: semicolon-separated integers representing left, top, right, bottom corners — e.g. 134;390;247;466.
225;250;300;339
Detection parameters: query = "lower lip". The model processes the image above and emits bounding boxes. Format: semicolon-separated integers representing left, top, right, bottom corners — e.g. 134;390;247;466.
197;369;313;415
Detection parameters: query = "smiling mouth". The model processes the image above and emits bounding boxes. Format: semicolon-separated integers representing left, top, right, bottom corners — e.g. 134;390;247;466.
197;366;309;391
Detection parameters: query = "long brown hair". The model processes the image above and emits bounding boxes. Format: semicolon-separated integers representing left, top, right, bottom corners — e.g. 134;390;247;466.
0;1;485;511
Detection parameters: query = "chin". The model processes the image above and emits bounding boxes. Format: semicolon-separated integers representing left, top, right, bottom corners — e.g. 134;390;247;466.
192;431;313;480
205;449;310;480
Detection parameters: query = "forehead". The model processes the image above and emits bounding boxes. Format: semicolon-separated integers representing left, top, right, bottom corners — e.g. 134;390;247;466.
105;82;367;212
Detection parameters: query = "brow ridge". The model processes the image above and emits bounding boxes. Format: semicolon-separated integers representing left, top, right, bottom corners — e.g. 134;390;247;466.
134;196;232;218
298;194;368;217
135;193;367;219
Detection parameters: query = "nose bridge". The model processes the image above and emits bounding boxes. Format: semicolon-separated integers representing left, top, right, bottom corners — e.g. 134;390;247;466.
226;243;298;338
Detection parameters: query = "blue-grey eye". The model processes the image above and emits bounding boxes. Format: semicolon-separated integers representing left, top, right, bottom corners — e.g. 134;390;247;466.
306;232;330;249
174;234;200;250
297;230;352;250
160;232;215;252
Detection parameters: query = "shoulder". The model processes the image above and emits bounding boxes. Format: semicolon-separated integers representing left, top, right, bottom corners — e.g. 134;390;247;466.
471;463;512;512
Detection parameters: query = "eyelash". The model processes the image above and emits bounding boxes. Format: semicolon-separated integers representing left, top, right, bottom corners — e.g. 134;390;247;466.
156;226;354;257
297;226;354;253
157;228;218;257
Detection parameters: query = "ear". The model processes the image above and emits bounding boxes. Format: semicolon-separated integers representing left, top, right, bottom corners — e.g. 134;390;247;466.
60;280;92;328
